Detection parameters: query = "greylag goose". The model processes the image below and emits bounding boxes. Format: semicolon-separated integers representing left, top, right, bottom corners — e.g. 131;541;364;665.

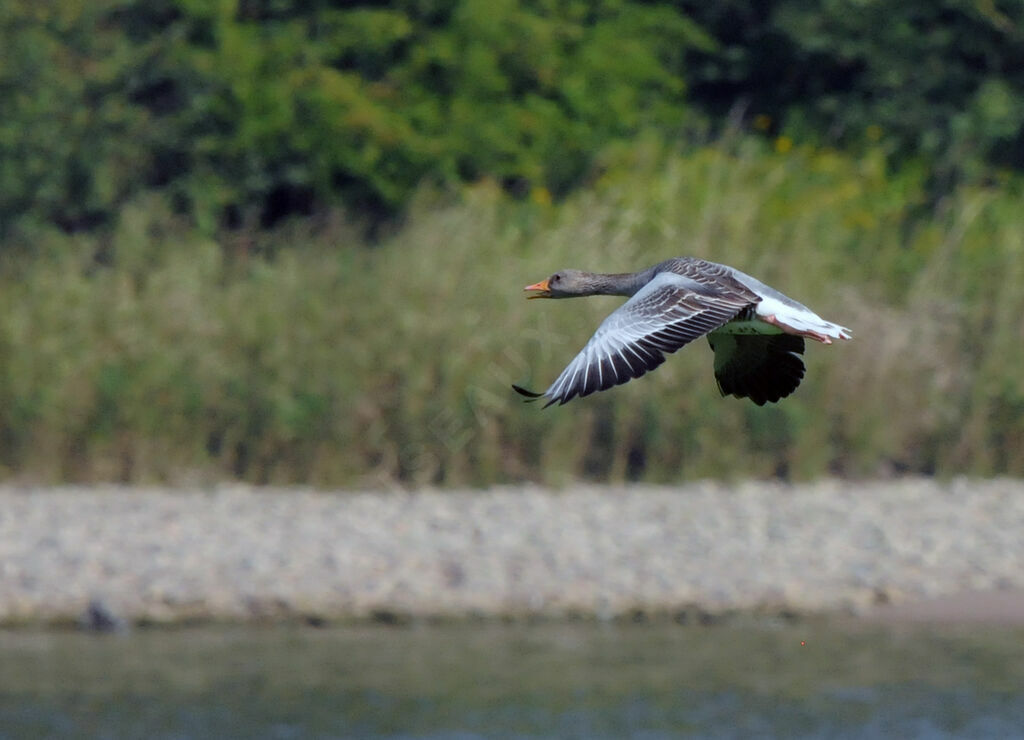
513;257;850;407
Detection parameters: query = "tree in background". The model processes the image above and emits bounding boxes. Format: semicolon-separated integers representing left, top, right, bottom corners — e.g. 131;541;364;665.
683;0;1024;188
0;0;709;236
2;0;1023;238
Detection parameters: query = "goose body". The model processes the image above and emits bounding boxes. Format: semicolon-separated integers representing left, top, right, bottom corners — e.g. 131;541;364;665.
514;257;850;407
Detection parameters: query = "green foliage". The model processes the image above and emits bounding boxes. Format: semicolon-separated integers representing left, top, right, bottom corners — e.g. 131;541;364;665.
0;140;1022;484
0;0;710;234
0;1;153;231
4;2;1024;484
682;0;1024;187
5;1;1024;235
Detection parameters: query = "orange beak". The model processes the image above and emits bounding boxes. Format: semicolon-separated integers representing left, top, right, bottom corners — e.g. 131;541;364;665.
524;278;551;299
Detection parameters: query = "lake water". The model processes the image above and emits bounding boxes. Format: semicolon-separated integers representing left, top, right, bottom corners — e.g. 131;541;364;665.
2;619;1024;739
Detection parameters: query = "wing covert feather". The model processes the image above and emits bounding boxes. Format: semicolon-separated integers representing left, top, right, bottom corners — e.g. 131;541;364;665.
537;272;755;407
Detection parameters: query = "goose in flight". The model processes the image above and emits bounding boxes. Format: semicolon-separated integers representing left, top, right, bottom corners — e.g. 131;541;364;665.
513;257;850;407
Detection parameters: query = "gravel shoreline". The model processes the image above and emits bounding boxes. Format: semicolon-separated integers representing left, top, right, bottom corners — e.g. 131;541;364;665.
1;479;1023;626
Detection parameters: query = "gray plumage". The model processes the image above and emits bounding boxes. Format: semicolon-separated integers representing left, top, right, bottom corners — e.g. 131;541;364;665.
515;257;850;407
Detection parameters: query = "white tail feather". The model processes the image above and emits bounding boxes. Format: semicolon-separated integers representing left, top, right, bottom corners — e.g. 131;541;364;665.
756;296;851;341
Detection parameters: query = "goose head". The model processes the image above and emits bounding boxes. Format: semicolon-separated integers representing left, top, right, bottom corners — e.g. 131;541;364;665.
523;270;595;299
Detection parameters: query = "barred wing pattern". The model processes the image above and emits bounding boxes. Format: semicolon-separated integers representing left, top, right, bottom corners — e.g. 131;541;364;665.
522;271;756;407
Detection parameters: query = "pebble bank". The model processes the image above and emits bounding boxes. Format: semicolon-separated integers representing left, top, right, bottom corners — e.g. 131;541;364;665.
1;479;1022;626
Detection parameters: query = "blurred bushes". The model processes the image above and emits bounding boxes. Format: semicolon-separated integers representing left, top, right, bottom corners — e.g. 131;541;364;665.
1;139;1022;484
4;1;1024;235
3;1;1024;484
0;0;709;234
682;0;1024;190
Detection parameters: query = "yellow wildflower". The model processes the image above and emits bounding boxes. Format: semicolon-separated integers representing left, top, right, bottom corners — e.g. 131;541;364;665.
530;186;552;207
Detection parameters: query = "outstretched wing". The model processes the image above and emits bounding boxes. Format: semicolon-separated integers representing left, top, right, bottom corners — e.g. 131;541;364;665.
515;271;756;407
707;333;806;406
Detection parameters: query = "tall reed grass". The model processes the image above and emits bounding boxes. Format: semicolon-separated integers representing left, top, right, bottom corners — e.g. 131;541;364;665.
1;137;1021;485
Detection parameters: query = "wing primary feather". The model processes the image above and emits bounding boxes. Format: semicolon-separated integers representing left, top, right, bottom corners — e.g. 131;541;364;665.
512;384;543;401
524;269;760;407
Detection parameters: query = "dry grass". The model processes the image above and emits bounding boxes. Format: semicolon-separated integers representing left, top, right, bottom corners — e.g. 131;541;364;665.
0;138;1020;485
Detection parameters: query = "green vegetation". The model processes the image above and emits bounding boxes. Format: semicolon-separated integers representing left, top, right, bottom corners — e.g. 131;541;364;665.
3;2;1023;233
0;0;711;232
1;138;1022;485
2;1;1024;484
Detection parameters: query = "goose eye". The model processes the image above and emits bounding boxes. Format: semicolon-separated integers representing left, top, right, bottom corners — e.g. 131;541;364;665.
551;273;561;283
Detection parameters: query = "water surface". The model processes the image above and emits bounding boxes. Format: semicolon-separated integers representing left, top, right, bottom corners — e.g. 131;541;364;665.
2;619;1023;738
